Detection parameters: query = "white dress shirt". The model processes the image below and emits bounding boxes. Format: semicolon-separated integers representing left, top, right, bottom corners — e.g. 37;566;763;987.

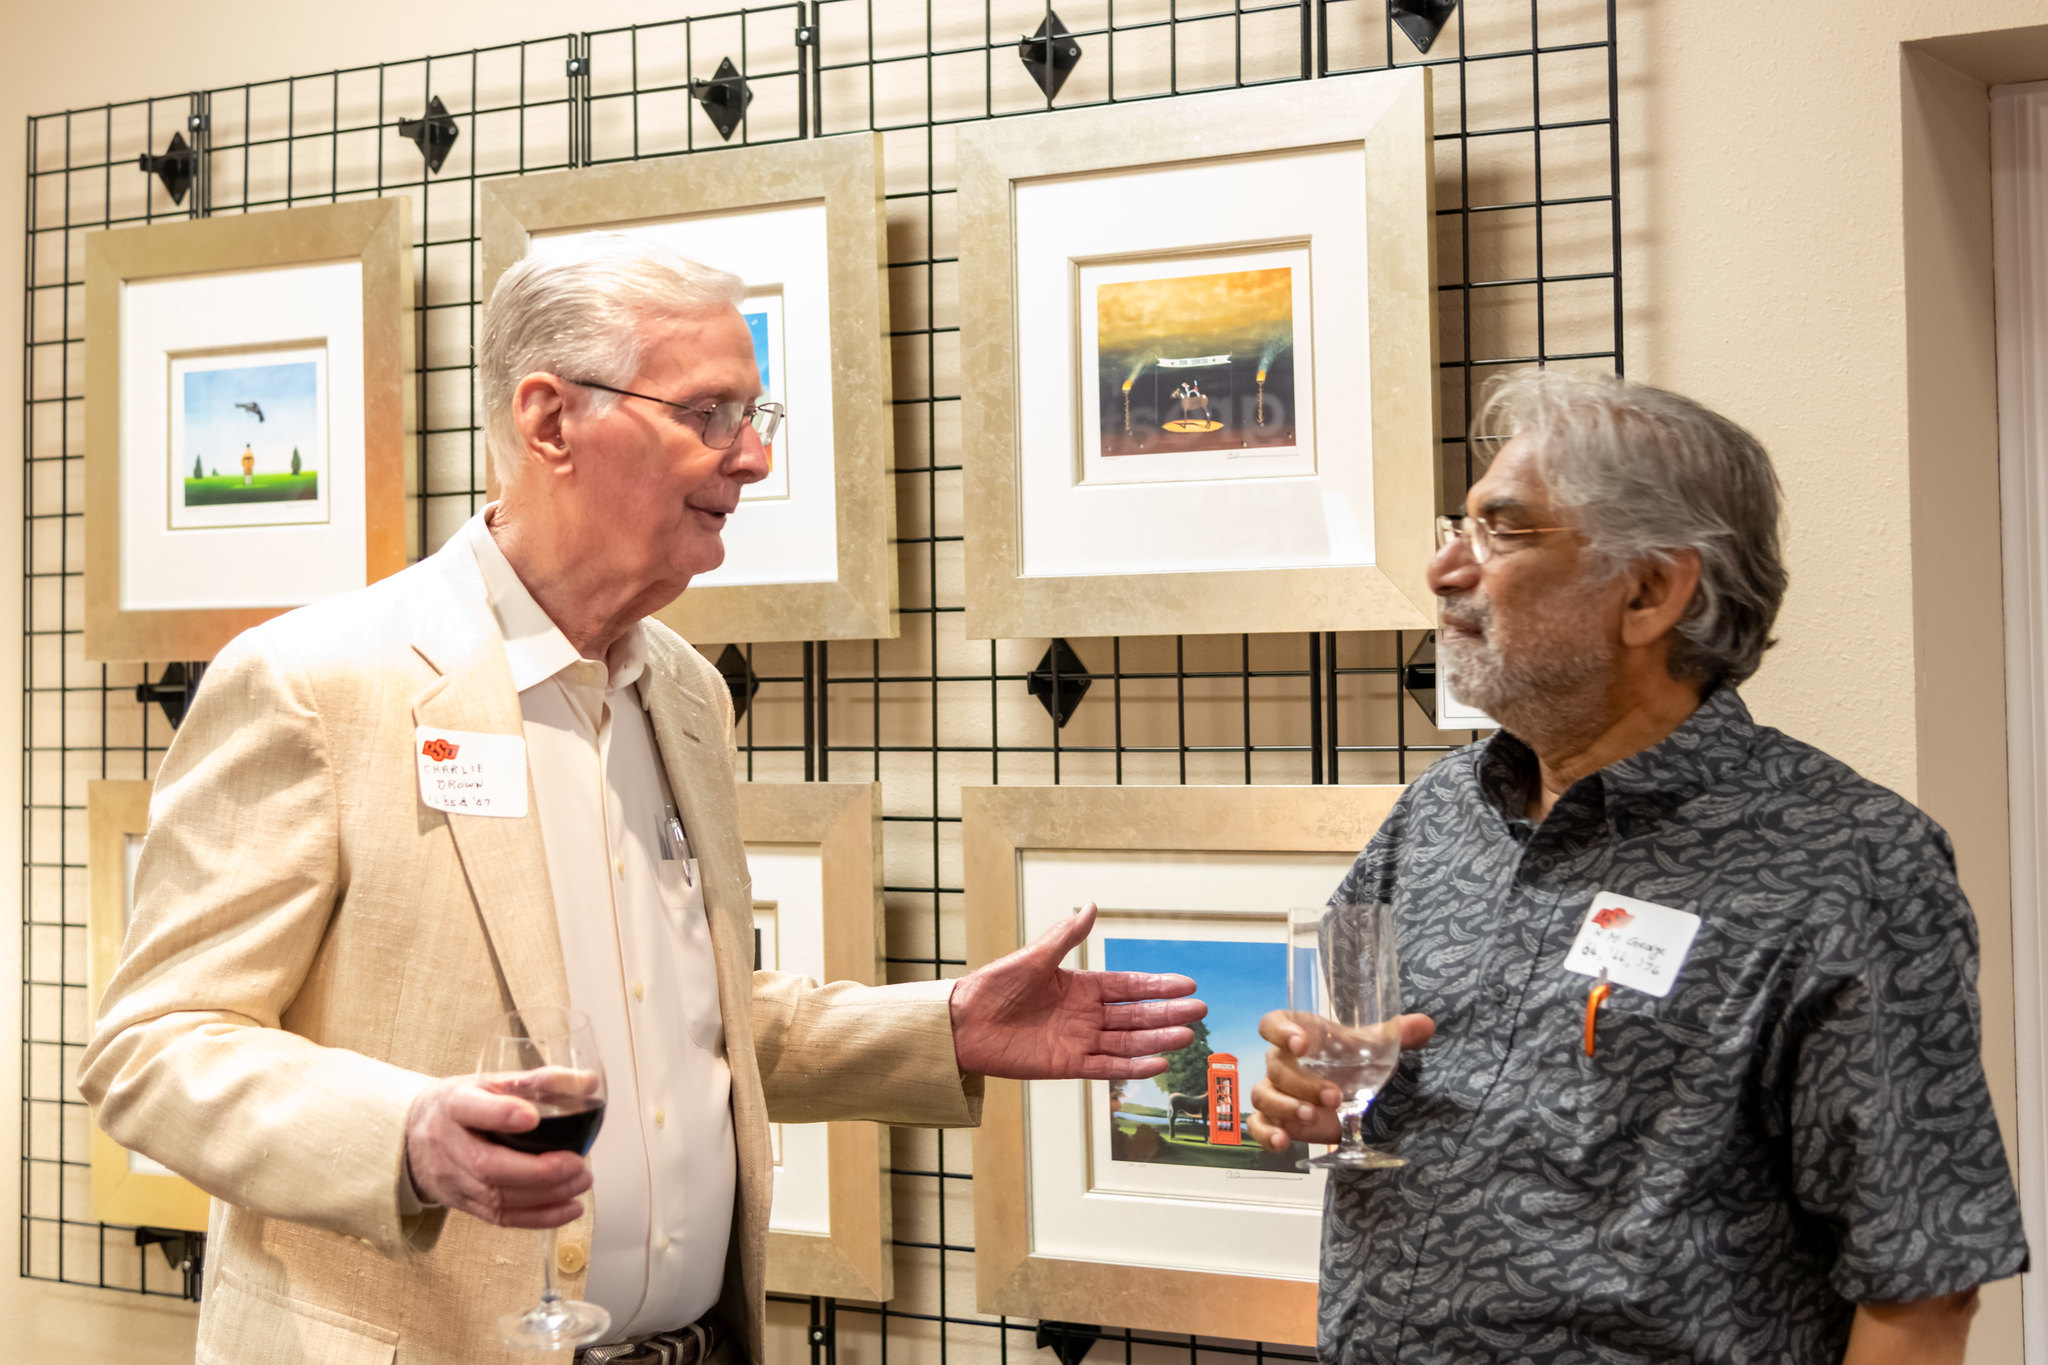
458;510;736;1339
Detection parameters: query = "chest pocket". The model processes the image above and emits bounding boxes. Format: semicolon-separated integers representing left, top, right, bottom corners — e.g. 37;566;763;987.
1522;979;1732;1189
654;855;725;1052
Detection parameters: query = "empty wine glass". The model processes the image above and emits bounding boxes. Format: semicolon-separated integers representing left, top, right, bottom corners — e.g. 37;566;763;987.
477;1006;610;1350
1286;900;1406;1170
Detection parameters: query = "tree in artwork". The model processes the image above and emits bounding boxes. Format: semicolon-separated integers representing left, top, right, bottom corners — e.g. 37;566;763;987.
1155;1018;1214;1099
290;447;302;475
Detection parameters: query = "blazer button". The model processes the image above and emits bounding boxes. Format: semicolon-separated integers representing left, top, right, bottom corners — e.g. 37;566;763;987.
556;1240;589;1275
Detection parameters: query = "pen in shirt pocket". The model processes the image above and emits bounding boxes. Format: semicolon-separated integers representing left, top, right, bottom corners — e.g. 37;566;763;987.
659;803;693;885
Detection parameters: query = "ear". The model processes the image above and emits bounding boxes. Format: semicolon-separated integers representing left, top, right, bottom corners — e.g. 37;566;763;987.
1618;548;1702;650
511;373;575;479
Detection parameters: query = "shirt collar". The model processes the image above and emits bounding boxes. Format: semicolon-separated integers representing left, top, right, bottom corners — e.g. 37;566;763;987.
1475;684;1757;836
455;507;649;695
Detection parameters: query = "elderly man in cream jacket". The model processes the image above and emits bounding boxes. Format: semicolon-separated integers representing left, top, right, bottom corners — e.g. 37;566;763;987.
79;236;1204;1365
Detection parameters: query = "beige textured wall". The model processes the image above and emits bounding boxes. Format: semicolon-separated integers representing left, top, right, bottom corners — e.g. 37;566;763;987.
2;0;2043;1359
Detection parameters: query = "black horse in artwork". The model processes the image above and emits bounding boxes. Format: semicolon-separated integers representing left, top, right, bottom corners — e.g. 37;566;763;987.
1166;1091;1208;1140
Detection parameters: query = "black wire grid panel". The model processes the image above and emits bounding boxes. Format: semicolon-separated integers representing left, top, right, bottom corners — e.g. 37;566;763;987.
20;0;1622;1358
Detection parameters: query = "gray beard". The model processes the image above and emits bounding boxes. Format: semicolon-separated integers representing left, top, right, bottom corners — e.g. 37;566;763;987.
1438;594;1614;751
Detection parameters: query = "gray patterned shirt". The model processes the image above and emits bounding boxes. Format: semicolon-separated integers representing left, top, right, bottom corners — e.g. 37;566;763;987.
1320;686;2027;1364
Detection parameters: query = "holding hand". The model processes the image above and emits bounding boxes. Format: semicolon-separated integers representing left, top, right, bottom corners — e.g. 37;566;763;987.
403;1073;593;1228
1247;1008;1435;1151
951;903;1208;1080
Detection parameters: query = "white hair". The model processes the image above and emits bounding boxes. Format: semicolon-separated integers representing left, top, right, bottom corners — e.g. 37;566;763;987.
480;233;748;482
1475;369;1788;688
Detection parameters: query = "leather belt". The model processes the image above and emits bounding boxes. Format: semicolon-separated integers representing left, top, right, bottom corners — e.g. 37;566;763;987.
576;1319;715;1365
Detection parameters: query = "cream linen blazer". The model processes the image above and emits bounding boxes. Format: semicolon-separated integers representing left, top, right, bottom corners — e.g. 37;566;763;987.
78;540;980;1365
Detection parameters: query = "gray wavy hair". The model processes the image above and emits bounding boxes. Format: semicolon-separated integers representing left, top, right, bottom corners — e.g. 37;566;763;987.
1474;370;1787;688
480;233;747;482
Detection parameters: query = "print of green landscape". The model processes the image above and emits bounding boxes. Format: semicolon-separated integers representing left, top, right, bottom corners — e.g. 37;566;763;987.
181;360;319;506
1104;936;1310;1172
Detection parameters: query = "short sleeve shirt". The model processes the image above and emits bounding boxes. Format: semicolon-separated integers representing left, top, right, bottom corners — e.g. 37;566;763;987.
1319;686;2028;1365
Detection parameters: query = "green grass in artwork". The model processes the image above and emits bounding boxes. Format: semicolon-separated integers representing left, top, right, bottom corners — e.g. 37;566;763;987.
182;472;319;506
1110;1117;1300;1170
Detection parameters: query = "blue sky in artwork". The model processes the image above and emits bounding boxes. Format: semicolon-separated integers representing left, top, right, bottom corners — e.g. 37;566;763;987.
182;361;319;477
1105;936;1284;1109
744;311;772;392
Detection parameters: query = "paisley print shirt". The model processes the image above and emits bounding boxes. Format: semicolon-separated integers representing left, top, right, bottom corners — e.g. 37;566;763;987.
1319;686;2027;1364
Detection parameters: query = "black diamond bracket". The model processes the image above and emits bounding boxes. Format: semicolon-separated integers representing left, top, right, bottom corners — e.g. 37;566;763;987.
138;131;197;206
398;95;460;174
136;1226;204;1301
1401;631;1442;725
715;644;762;724
691;57;754;142
1019;11;1083;101
1390;0;1460;54
1027;639;1092;729
136;661;207;731
1035;1321;1102;1365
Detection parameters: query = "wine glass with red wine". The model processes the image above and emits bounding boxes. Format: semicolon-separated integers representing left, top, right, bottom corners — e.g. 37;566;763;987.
477;1005;610;1350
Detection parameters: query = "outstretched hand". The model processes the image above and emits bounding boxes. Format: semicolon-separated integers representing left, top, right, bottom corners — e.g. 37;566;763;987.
950;903;1207;1080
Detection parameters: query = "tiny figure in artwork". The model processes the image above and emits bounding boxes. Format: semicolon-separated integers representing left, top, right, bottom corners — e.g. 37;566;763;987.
1169;381;1212;431
240;444;256;486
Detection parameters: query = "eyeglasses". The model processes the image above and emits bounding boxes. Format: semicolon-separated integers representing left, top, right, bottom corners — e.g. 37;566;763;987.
1434;513;1574;564
567;379;785;451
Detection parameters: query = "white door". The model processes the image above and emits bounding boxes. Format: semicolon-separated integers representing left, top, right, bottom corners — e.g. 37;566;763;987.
1994;76;2048;1365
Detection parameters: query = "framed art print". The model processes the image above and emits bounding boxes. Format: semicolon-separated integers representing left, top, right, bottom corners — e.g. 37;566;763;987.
963;783;1403;1345
84;197;413;662
86;779;210;1231
738;781;894;1300
958;69;1440;639
481;133;897;643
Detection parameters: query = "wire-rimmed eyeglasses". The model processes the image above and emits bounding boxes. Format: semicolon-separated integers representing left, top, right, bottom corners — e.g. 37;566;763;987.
567;378;785;451
1434;513;1575;564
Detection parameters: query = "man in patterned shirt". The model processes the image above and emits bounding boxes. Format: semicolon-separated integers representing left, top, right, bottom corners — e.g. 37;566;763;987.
1248;371;2028;1364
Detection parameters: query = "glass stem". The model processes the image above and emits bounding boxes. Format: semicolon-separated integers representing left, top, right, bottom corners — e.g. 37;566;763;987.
1340;1106;1366;1151
540;1225;561;1308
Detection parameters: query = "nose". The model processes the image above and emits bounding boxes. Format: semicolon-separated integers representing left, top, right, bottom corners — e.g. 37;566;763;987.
1427;535;1479;597
725;424;771;486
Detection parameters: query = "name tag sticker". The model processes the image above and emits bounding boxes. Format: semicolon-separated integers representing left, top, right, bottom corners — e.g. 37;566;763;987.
415;727;528;819
1563;891;1700;998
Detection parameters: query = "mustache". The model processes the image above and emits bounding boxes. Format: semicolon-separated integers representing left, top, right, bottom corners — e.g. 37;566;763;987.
1438;594;1491;634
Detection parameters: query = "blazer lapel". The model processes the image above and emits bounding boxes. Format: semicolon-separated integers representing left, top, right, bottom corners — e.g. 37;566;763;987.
409;558;571;1022
639;656;749;979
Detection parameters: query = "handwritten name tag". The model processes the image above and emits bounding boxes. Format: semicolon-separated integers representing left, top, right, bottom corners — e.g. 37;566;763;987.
414;727;528;819
1562;891;1700;998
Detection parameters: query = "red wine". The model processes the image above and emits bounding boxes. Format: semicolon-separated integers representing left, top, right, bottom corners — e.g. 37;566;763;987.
486;1103;605;1156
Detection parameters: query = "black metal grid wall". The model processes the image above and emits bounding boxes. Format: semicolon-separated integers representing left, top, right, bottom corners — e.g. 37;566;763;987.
20;1;1622;1357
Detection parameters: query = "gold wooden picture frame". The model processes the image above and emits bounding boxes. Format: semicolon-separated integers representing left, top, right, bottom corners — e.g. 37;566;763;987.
86;779;210;1231
739;781;894;1300
480;133;898;644
963;783;1404;1345
957;70;1440;640
84;197;414;663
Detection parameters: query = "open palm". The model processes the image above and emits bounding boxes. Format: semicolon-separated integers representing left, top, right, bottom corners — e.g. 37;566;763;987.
950;903;1207;1080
